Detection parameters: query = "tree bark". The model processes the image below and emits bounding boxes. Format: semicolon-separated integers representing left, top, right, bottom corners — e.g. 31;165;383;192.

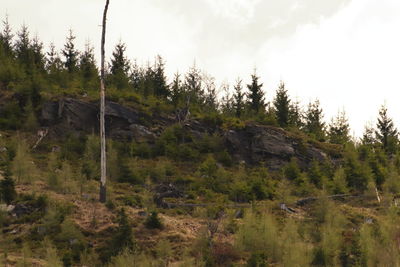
99;0;110;203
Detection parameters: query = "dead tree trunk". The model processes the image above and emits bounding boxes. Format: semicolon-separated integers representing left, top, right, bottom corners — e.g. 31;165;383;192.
99;0;110;203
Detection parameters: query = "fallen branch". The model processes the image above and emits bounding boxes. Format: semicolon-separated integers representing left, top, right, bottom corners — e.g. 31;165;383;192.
32;128;48;150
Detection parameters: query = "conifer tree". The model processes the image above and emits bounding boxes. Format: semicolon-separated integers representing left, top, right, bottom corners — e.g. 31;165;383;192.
304;100;326;141
184;63;203;105
15;24;31;66
203;73;218;111
111;208;134;256
361;123;375;146
0;167;16;204
62;29;79;73
130;60;142;90
46;43;62;72
220;82;234;115
0;15;14;56
79;41;98;90
273;81;290;127
110;41;130;75
246;71;265;113
288;99;303;128
233;79;245;118
328;110;350;145
109;41;130;89
46;42;63;86
140;63;155;97
31;35;45;72
170;72;182;108
375;104;398;152
153;55;169;97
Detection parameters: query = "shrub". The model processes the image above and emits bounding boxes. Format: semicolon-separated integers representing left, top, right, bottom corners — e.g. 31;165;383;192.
145;211;163;229
11;138;38;184
100;208;135;263
0;167;16;204
211;242;240;266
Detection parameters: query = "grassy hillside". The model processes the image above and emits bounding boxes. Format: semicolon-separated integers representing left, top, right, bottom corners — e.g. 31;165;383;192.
1;18;400;266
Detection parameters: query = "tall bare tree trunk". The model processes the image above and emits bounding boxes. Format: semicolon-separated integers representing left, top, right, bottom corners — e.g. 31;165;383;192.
100;0;110;203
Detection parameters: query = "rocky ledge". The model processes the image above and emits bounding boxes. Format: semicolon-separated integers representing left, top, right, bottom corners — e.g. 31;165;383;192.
40;98;331;169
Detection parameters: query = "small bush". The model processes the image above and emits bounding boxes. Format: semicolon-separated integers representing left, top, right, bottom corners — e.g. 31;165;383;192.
0;168;16;204
145;211;163;229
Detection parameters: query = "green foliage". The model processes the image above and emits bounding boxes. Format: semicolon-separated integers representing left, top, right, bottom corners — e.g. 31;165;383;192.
284;158;302;181
308;161;326;189
61;134;86;161
343;147;372;192
0;167;16;204
11;138;37;184
246;72;265;114
108;41;130;90
82;134;100;180
236;209;280;262
42;238;63;267
328;167;349;195
304;100;326;142
62;29;79;74
273;81;290;127
100;208;135;263
233;79;245;118
375;104;398;153
145;211;163;229
328;110;350;145
0;100;24;129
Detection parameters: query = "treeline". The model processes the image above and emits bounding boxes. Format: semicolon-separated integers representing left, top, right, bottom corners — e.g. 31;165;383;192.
0;17;399;152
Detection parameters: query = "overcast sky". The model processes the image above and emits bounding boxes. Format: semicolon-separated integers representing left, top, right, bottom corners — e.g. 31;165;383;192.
3;0;400;137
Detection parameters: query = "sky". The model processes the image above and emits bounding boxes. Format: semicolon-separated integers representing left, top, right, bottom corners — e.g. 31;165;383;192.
3;0;400;137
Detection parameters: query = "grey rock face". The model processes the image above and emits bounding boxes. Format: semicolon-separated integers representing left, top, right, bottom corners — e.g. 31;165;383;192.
41;98;155;142
225;124;327;169
40;98;330;169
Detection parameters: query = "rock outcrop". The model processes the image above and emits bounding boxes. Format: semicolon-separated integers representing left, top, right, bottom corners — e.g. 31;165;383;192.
41;98;160;142
225;124;327;169
40;98;329;169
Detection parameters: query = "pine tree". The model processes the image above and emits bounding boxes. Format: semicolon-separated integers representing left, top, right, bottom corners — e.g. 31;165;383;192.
0;15;14;56
361;123;375;146
109;41;130;89
153;55;169;97
183;63;203;105
288;99;303;128
328;110;350;145
233;79;245;118
220;82;234;115
46;42;63;85
246;71;265;114
31;35;45;72
111;208;134;255
273;81;290;127
62;29;79;73
110;41;130;75
130;60;142;90
170;72;182;108
140;62;155;97
304;100;326;141
203;73;218;110
15;24;31;66
79;41;98;90
46;43;62;72
375;104;398;152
